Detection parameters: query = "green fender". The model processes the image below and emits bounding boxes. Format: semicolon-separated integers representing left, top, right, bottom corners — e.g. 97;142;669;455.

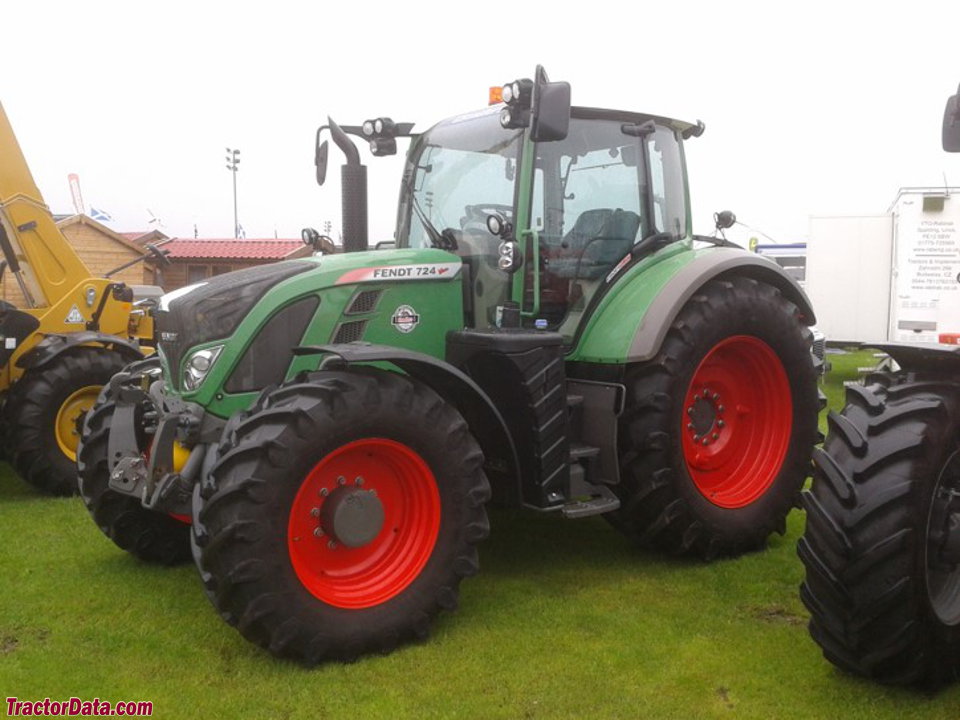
569;245;816;364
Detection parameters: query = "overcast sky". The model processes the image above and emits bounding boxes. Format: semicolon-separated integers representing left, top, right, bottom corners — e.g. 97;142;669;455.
2;1;959;247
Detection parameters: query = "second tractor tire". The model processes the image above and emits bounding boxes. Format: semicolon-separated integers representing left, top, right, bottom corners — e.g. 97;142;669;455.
612;276;819;558
799;372;960;685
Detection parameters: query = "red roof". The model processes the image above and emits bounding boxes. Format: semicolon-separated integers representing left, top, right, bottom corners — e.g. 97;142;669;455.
164;239;308;261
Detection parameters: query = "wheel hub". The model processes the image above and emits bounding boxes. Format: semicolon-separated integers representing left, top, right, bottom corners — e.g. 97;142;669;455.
686;390;724;444
319;485;385;548
925;451;960;626
55;385;102;461
932;485;960;567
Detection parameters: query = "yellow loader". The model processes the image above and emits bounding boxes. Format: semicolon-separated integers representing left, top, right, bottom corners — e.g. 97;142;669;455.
0;102;163;494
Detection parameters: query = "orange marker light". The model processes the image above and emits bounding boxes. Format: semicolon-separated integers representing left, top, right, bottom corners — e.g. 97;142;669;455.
489;86;503;105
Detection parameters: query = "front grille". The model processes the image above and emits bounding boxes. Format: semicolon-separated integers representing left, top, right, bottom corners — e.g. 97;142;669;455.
345;289;382;315
155;260;313;390
332;320;367;344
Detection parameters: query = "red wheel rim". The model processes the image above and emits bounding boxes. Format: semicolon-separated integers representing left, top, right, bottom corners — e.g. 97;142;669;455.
681;335;792;508
287;438;441;609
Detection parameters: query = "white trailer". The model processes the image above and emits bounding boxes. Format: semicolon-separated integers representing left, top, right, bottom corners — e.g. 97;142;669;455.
806;188;960;344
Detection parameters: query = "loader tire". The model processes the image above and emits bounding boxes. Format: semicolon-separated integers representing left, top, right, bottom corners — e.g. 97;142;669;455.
6;348;128;496
193;369;490;664
799;373;960;685
77;359;191;564
611;276;819;558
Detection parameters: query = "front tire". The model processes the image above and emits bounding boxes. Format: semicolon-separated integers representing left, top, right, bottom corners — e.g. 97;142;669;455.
6;348;129;496
799;373;960;685
193;369;490;663
611;276;819;558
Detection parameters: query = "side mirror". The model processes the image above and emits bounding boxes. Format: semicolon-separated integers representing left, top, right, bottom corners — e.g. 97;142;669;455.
714;210;736;231
315;139;329;185
944;89;960;152
531;65;570;143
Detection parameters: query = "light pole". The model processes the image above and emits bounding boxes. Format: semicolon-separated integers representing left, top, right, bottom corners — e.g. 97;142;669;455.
225;147;240;239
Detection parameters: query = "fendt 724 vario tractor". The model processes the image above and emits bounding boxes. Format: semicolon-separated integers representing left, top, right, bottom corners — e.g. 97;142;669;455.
79;68;819;663
0;102;161;495
799;85;960;685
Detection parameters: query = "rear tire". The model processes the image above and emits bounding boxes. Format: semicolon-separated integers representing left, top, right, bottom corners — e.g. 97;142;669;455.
193;369;490;663
611;276;819;558
799;373;960;685
6;348;128;496
77;358;191;564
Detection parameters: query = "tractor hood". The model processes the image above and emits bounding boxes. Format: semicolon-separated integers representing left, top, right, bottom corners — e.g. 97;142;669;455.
155;248;465;404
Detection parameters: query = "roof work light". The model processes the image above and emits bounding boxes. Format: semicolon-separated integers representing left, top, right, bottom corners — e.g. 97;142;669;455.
499;78;534;130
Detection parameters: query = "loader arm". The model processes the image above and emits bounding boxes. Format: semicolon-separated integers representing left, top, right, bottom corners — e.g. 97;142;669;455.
0;102;92;308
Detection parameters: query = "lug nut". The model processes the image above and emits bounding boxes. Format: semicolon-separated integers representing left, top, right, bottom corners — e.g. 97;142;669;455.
310;507;320;517
327;540;338;550
693;435;701;442
687;423;694;431
355;476;364;486
702;438;710;446
718;406;725;414
319;487;329;497
713;393;720;401
717;420;725;428
337;476;346;486
687;407;694;415
703;389;710;398
712;433;719;440
313;527;324;537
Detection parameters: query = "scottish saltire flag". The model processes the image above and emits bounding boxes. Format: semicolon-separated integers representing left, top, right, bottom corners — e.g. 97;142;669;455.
90;207;112;222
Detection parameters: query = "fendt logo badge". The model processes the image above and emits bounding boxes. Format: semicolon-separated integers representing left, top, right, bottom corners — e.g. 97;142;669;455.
391;305;420;334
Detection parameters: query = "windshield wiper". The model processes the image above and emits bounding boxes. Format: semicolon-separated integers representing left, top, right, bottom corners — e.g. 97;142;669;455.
410;193;458;250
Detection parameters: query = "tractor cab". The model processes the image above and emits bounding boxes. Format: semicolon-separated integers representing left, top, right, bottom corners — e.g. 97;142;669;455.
395;105;696;339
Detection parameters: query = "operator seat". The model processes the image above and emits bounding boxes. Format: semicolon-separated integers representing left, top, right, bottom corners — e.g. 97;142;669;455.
550;208;640;280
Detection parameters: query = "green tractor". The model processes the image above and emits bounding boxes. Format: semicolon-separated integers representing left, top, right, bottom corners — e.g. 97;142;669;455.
799;85;960;685
79;67;819;663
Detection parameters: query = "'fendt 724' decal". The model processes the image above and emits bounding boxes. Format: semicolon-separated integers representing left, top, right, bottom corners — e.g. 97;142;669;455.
335;262;461;285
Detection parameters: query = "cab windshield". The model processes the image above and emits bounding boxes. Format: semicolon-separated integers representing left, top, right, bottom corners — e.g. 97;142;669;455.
396;108;522;250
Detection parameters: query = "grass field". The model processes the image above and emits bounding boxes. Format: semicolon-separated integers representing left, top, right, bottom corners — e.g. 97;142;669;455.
2;349;959;719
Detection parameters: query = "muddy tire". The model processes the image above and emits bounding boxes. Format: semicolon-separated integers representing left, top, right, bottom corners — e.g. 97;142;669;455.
799;373;960;685
192;369;490;664
610;276;819;558
77;358;191;564
6;348;128;496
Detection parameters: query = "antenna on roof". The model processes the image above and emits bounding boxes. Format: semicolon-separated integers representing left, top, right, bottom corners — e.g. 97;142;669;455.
146;208;165;229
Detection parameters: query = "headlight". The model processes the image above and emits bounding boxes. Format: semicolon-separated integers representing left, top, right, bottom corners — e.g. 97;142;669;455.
183;345;224;391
